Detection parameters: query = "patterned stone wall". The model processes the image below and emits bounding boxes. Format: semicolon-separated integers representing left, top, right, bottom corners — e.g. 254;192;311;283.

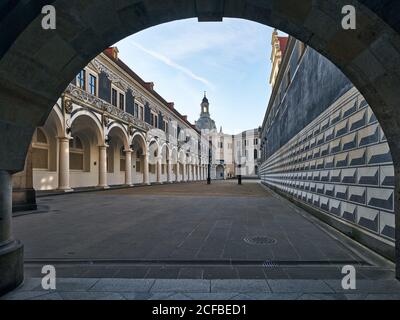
260;87;395;241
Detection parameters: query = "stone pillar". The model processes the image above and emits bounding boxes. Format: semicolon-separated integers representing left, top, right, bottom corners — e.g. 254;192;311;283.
143;154;150;185
125;149;133;186
0;170;24;295
156;157;162;183
183;163;186;182
167;160;171;183
98;145;109;188
176;163;179;182
58;137;73;191
12;144;37;211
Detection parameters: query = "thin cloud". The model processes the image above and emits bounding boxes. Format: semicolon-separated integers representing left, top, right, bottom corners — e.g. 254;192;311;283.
131;41;214;89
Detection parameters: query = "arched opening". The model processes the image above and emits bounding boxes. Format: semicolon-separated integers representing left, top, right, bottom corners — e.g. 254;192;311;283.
148;140;160;183
160;144;170;183
131;133;147;185
216;164;225;180
2;0;400;295
69;113;103;188
107;125;130;186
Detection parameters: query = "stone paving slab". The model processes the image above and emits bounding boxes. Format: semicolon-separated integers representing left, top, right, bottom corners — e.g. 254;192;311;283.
89;279;155;292
324;279;400;294
2;277;400;300
150;279;210;293
210;279;271;293
267;279;334;293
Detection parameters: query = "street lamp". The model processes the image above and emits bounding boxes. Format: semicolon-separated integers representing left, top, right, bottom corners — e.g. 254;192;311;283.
238;163;242;185
207;139;212;184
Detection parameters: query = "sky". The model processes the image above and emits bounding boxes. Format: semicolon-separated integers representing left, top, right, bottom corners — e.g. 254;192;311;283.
114;18;275;134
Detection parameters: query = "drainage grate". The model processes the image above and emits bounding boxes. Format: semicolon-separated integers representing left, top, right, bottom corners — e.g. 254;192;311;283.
263;260;279;268
243;236;277;245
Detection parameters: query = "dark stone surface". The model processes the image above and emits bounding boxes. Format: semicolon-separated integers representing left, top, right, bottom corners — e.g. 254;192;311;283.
0;241;24;296
264;48;352;158
12;188;37;212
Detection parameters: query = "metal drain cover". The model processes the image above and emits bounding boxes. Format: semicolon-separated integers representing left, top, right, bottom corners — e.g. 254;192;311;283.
244;236;277;245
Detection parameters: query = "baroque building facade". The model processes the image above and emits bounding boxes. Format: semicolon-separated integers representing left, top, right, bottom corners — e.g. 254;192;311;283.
13;47;210;195
260;33;395;259
194;94;261;180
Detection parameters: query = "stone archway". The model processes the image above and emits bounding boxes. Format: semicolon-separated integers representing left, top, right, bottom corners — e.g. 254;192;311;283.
216;164;225;180
2;0;400;294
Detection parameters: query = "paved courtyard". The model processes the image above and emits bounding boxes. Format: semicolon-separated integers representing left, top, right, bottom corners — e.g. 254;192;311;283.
3;180;398;299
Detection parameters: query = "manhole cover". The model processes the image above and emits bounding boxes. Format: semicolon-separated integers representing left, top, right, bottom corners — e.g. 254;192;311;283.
244;236;277;245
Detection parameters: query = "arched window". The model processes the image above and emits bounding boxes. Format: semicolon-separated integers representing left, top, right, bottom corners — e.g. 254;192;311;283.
32;128;49;169
120;146;126;172
69;136;84;170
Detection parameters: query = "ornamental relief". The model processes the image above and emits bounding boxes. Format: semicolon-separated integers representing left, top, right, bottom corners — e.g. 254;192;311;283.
65;84;151;132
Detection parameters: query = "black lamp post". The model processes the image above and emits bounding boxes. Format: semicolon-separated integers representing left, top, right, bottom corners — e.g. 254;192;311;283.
238;163;242;185
207;139;211;184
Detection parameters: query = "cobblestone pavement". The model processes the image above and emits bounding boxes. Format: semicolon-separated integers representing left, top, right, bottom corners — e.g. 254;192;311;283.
4;180;397;299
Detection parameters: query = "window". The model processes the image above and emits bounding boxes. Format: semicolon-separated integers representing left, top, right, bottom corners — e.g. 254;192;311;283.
151;112;158;128
219;142;223;148
120;147;126;171
254;149;258;159
119;92;125;110
77;70;86;90
89;74;97;95
134;103;139;118
69;136;84;170
163;120;168;133
254;138;258;145
136;160;141;173
32;128;49;170
111;88;118;107
140;105;144;120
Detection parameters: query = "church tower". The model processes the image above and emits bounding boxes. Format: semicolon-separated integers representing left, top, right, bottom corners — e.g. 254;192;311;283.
200;92;210;116
195;92;216;131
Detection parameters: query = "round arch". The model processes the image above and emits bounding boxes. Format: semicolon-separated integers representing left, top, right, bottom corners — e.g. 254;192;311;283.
69;111;104;146
130;131;147;155
107;123;130;151
3;0;400;293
